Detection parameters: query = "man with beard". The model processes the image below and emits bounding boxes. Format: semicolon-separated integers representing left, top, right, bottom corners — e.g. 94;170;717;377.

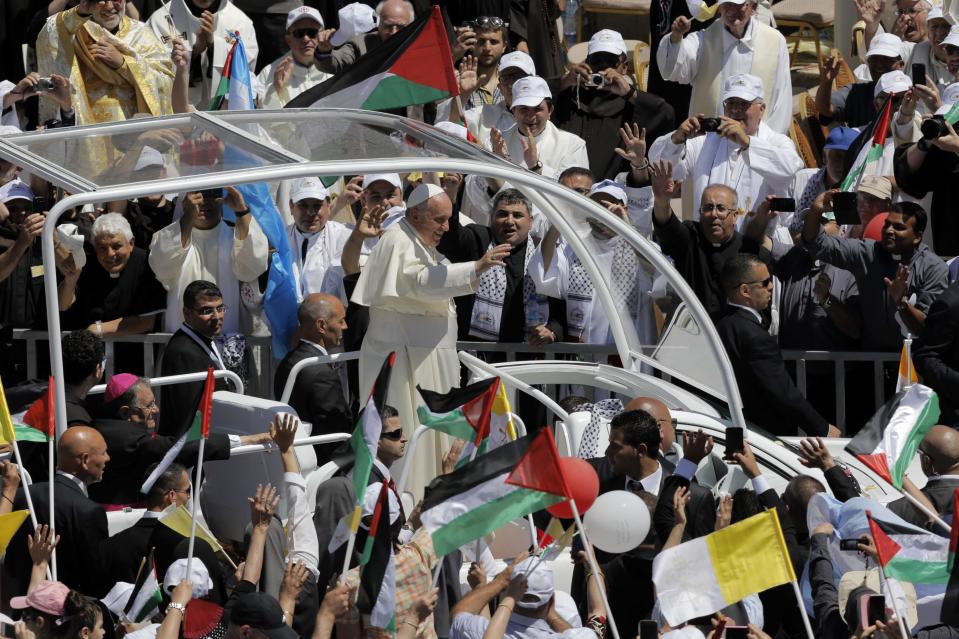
816;33;905;128
148;0;258;108
438;188;564;344
257;7;331;108
648;73;802;233
59;213;165;337
552;29;675;180
440;16;510;124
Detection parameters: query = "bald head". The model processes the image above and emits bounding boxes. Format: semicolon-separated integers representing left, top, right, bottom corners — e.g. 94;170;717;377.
298;293;347;348
921;425;959;476
625;397;674;453
58;426;109;483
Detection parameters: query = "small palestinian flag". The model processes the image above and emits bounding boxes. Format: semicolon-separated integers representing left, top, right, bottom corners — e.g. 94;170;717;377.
867;510;949;584
941;490;959;625
358;482;396;632
840;94;892;192
417;378;499;449
420;429;569;557
286;6;458;111
208;36;239;111
845;384;939;489
124;548;163;622
141;367;215;494
21;376;56;441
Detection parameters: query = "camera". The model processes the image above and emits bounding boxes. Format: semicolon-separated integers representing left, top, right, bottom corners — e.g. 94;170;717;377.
699;117;722;133
35;77;55;92
921;115;950;140
585;73;607;88
461;20;476;30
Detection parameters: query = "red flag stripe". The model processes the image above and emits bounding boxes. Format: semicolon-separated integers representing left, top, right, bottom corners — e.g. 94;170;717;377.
200;367;215;439
505;427;572;499
867;510;902;568
871;96;892;147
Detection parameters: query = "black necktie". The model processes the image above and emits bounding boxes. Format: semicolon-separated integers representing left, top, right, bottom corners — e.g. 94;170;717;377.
301;237;309;262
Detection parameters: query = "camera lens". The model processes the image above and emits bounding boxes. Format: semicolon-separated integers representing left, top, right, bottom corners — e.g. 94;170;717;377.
921;116;949;140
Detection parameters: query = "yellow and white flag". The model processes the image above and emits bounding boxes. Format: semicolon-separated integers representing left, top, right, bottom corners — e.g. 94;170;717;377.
686;0;719;21
652;509;796;626
896;342;918;392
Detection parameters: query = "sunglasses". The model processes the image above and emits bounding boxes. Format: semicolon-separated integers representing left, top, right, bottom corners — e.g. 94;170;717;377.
292;27;319;38
742;277;773;288
380;429;404;441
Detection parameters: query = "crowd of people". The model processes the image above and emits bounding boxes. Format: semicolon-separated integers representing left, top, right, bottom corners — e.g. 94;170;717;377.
1;0;959;637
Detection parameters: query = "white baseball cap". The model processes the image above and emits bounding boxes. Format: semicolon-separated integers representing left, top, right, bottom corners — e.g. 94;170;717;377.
943;25;959;47
1;180;33;203
589;179;628;205
510;76;551;108
928;5;950;23
286;6;323;31
290;177;329;202
942;81;959;106
874;69;912;96
498;51;536;76
406;182;445;208
133;146;164;172
717;0;747;5
362;173;401;190
866;32;904;59
720;73;764;102
512;557;555;609
331;2;378;47
163;558;213;599
587;29;627;56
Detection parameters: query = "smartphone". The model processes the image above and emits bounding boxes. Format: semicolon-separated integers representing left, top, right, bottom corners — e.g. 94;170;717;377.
769;197;796;212
839;538;861;551
831;191;859;226
912;63;926;87
860;593;886;628
712;619;727;639
639;620;659;639
32;196;47;213
724;427;744;459
726;626;748;639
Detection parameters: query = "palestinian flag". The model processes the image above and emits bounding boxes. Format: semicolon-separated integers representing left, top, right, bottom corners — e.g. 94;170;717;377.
840;94;892;192
358;482;396;632
208;37;239;111
141;367;215;494
285;6;458;111
941;490;959;625
867;511;949;584
417;378;499;449
123;549;162;622
420;428;570;557
347;353;396;534
844;383;939;489
20;376;56;441
0;375;50;445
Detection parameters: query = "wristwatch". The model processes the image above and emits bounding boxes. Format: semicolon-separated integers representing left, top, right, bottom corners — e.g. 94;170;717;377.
234;208;251;217
529;161;543;173
821;296;834;310
168;602;186;614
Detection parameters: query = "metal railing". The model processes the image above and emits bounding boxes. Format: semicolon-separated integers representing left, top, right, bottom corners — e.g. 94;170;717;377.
12;330;901;429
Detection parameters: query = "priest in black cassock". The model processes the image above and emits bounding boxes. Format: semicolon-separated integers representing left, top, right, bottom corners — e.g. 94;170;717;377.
157;280;231;437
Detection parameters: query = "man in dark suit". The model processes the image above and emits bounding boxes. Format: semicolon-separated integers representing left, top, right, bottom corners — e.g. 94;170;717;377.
158;280;231;437
715;254;836;438
90;374;269;506
887;424;959;527
274;293;353;465
100;462;229;604
915;279;959;427
5;427;110;597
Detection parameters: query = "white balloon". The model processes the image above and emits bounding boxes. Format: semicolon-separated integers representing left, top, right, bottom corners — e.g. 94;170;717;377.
583;490;650;553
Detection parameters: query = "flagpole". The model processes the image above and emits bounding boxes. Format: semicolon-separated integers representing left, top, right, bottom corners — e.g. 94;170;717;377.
568;500;621;639
431;559;443;587
11;441;51;580
185;436;206;576
788;580;815;639
905;334;914;389
340;509;361;584
876;565;912;639
48;435;56;580
899;490;950;533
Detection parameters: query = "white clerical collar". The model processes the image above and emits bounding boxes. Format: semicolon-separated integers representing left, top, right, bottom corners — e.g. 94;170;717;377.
56;470;88;497
299;338;328;356
727;301;763;323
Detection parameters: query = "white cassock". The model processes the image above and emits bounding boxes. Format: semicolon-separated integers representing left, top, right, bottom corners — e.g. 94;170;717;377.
257;55;331;108
351;217;477;496
648;122;802;244
149;219;269;334
288;221;352;304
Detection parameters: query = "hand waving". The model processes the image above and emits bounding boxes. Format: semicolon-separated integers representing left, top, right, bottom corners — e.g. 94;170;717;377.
614;123;647;168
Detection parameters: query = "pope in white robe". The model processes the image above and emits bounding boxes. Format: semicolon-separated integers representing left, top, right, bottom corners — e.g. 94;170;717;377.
352;184;511;496
149;188;269;335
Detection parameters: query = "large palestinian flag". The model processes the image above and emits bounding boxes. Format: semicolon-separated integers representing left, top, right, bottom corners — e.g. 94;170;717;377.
358;482;396;632
941;490;959;625
419;429;570;557
285;6;458;111
840;94;892;192
844;383;939;489
417;378;499;447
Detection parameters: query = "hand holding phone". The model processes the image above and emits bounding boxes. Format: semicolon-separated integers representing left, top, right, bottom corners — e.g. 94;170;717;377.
640;620;659;639
723;427;744;460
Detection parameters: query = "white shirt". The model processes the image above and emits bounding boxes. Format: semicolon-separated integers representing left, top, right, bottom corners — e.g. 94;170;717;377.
655;19;792;133
56;470;88;498
726;301;764;324
288;221;352;303
626;461;664;496
284;471;320;579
